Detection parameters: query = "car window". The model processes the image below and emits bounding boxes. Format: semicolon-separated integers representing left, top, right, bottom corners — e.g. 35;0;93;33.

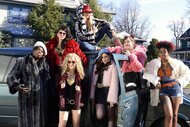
0;55;17;83
118;60;137;92
183;61;190;68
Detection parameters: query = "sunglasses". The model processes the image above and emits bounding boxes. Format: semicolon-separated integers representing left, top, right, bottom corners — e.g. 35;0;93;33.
68;61;75;64
59;31;66;35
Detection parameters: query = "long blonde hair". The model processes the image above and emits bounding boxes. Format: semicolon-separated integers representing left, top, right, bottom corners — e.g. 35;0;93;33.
61;53;85;79
83;13;94;32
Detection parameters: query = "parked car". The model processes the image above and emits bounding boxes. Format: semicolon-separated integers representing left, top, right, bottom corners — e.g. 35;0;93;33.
0;47;190;127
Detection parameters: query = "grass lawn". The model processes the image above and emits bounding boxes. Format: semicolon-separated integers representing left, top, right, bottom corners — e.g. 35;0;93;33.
185;84;190;88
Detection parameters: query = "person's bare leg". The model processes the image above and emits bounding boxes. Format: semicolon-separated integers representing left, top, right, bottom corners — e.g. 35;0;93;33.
160;95;173;127
96;104;106;120
71;109;81;127
171;96;181;127
58;111;69;127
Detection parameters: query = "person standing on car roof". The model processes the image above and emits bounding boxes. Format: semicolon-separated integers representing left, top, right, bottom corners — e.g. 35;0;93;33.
90;48;119;127
7;41;50;127
45;25;87;125
143;41;190;127
75;3;121;51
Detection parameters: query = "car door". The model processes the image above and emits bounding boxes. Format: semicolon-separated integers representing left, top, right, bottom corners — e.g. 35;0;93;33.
0;54;18;125
113;54;139;127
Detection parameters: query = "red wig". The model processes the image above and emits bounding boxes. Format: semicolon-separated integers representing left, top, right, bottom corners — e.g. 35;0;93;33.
156;41;176;53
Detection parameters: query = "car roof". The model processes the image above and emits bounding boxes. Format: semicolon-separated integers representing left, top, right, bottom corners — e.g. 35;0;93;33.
0;47;32;56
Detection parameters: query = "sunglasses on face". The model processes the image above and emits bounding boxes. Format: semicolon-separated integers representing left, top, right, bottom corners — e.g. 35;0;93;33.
68;61;76;64
59;31;66;35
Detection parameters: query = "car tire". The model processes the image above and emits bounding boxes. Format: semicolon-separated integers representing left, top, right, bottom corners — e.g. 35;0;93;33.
151;117;189;127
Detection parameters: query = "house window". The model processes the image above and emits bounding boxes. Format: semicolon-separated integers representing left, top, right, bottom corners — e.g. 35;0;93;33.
178;41;182;48
13;38;35;47
187;41;190;48
7;5;31;24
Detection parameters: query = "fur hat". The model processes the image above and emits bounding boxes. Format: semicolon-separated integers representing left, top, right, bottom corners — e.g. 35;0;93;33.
34;41;47;55
82;5;93;13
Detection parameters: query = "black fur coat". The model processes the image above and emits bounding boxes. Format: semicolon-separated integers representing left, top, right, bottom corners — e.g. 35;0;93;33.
7;54;50;127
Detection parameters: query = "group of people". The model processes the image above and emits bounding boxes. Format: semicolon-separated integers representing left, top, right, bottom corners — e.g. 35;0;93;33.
6;3;190;127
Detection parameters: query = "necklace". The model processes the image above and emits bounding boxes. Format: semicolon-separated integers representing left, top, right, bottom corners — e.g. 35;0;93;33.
67;73;75;86
67;78;75;86
55;47;64;57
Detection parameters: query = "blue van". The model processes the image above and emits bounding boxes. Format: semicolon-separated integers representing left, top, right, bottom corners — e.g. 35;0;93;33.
0;48;190;127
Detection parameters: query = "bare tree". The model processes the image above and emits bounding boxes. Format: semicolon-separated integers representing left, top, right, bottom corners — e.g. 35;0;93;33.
113;0;151;39
168;19;185;49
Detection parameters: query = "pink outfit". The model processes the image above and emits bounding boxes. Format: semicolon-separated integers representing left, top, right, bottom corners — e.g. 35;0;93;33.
90;62;119;103
107;45;147;72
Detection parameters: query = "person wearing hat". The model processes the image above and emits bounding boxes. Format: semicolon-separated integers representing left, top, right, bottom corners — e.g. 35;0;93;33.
75;4;121;51
90;48;119;127
7;41;50;127
143;41;190;127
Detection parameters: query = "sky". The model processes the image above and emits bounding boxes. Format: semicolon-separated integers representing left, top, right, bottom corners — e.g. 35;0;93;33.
98;0;188;41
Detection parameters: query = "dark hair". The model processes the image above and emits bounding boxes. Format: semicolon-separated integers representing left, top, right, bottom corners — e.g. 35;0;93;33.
95;52;112;74
124;34;135;40
123;34;135;44
56;25;73;47
156;41;176;53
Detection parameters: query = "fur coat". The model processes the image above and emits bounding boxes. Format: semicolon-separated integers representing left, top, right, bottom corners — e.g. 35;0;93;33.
7;54;50;127
46;37;87;79
90;62;119;103
107;45;147;72
143;57;190;106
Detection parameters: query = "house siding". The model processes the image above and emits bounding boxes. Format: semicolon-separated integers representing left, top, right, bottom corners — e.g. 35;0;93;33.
172;29;190;60
0;0;83;47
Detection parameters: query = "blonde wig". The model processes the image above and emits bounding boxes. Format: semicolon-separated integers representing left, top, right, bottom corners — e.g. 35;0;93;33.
83;13;94;31
61;53;85;79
